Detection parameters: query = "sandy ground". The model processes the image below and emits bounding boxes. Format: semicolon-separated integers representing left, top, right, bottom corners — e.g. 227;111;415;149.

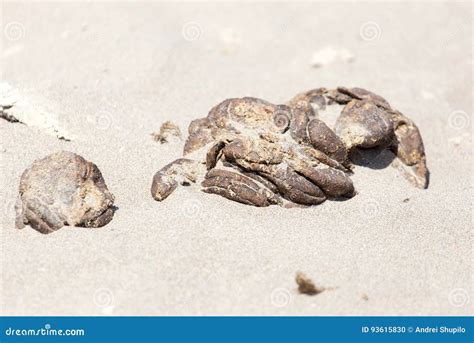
0;1;472;316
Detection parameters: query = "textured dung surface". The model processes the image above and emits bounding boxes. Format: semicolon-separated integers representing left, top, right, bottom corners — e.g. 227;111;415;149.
152;94;358;207
15;151;115;234
0;2;471;316
152;88;428;207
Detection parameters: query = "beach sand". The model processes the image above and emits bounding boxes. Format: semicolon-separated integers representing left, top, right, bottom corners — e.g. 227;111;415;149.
1;1;472;315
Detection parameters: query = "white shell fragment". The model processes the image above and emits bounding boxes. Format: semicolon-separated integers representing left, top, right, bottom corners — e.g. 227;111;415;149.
0;82;72;140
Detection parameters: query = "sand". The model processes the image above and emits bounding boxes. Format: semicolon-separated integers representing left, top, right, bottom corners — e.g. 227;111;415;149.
0;1;472;316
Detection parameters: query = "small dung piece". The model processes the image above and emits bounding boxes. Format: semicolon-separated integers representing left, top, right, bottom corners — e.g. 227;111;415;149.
15;151;115;234
295;272;325;295
151;121;182;144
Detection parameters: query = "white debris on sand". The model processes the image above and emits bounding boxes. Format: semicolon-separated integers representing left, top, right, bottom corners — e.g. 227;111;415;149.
310;46;355;68
0;82;71;140
219;27;242;54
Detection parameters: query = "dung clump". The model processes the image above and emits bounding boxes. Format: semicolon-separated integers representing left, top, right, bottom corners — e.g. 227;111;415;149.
15;151;115;234
151;121;182;144
295;272;325;295
150;87;429;208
